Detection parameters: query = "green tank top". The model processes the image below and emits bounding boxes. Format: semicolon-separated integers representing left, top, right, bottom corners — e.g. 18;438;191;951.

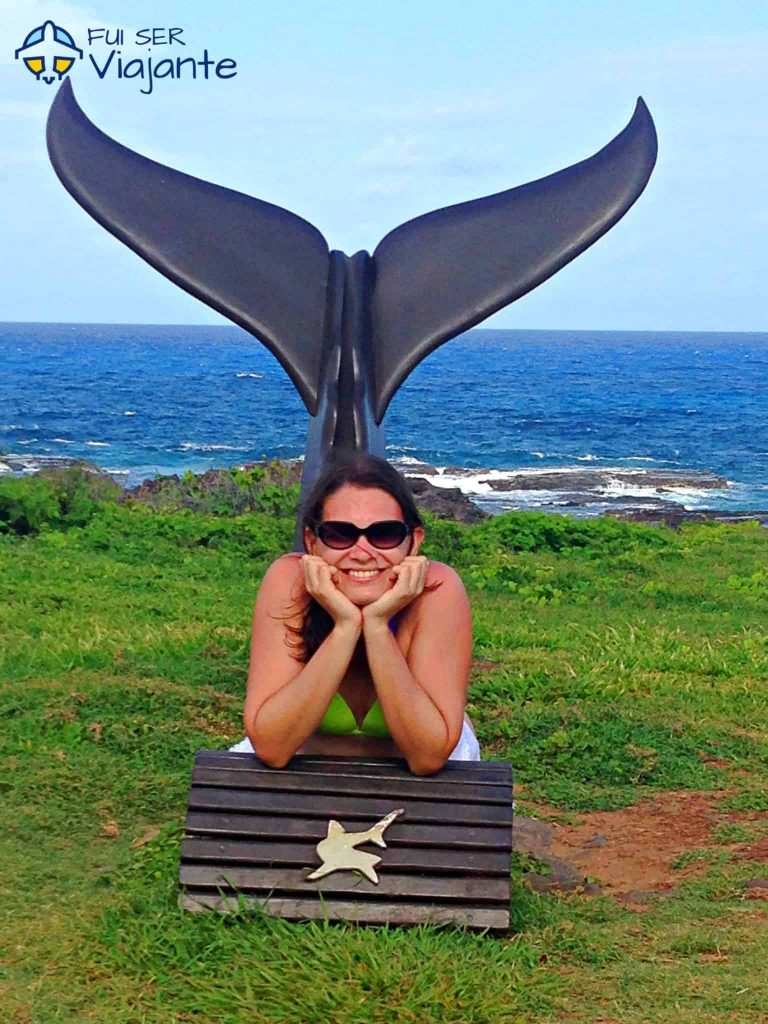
317;614;399;738
317;693;391;739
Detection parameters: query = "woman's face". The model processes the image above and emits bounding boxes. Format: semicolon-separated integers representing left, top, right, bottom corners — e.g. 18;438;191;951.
304;484;424;607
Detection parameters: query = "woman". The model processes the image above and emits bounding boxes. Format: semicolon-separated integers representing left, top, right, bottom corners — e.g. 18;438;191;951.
230;454;479;774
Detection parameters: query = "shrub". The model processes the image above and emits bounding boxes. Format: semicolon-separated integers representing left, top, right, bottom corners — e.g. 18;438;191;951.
471;510;675;557
123;463;301;518
0;467;121;536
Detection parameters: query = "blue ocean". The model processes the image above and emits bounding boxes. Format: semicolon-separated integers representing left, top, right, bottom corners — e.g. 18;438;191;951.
2;322;767;517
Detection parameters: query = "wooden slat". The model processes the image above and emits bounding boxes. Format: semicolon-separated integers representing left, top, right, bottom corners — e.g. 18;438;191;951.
185;811;512;850
196;750;511;785
180;865;509;903
180;837;511;875
191;765;511;805
182;752;513;932
188;787;513;826
181;893;509;931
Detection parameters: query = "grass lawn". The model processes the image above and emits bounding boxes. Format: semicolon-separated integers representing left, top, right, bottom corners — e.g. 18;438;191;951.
2;469;767;1022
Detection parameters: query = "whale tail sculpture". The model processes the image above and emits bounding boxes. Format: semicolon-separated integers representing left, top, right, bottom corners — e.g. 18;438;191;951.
46;80;657;525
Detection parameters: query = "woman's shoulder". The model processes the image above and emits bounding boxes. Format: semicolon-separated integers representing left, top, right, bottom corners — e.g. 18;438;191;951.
425;559;466;591
419;560;470;615
251;555;306;631
257;553;304;598
271;552;303;571
407;560;470;636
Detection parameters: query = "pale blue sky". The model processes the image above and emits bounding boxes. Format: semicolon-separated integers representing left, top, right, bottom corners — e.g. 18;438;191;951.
2;0;766;330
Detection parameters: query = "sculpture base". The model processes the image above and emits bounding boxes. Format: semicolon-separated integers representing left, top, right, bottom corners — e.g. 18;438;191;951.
180;750;513;932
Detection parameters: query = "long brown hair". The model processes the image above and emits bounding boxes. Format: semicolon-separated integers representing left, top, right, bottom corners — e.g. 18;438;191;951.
288;454;424;661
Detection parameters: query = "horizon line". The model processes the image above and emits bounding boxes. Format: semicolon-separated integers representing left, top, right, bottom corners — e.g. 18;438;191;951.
2;320;767;336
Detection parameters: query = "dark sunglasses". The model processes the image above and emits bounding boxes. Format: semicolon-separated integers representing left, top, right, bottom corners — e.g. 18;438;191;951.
312;519;412;550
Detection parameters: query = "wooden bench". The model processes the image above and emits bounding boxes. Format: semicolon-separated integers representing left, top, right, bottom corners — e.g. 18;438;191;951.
180;750;514;932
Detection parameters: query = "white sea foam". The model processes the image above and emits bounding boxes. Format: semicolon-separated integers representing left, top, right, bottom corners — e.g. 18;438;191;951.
18;439;39;445
612;456;683;465
86;441;110;447
597;478;719;500
51;438;74;444
124;410;136;416
178;442;251;452
398;462;733;513
236;372;263;379
530;451;546;459
576;454;600;461
390;454;429;466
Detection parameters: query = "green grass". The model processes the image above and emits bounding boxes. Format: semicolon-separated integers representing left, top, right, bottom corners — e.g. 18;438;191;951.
2;469;768;1022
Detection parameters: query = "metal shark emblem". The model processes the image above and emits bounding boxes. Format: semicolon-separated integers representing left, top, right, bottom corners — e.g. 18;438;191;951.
46;81;657;523
306;809;404;884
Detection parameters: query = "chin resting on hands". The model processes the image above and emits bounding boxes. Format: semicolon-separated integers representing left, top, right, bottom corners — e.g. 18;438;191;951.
363;555;429;624
300;555;362;627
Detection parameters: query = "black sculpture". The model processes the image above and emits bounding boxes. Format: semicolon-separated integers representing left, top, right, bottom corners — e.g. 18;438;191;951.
47;80;657;529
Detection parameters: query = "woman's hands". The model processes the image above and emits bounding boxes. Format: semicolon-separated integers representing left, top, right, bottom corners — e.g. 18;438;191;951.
300;555;362;629
363;556;429;626
301;554;429;630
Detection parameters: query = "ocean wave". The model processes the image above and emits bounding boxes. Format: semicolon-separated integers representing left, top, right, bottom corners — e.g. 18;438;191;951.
387;456;430;468
612;456;682;465
400;463;731;502
124;410;136;416
236;372;264;379
177;442;252;452
86;441;110;447
596;479;723;500
51;438;74;444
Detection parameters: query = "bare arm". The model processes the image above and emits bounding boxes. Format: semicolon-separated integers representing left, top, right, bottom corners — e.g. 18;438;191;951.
362;563;472;775
243;556;362;767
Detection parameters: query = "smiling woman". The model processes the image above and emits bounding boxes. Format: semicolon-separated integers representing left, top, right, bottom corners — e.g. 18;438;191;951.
230;454;478;775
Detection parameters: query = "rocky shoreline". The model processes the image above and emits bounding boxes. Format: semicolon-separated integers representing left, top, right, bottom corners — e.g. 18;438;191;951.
3;452;767;527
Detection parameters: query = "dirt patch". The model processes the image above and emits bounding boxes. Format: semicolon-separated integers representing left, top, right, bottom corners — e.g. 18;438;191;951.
518;790;768;897
549;791;717;894
471;659;500;672
738;838;768;862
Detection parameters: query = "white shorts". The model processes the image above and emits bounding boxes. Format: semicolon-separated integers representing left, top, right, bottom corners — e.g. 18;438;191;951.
228;718;481;762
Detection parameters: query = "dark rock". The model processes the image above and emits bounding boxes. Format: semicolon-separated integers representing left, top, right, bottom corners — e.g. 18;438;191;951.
617;889;662;904
523;855;584;894
400;461;439;476
524;872;557;893
542;855;583;886
477;469;728;493
0;453;107;476
406;476;488;524
513;817;554;859
585;834;607;848
124;460;304;503
609;509;768;528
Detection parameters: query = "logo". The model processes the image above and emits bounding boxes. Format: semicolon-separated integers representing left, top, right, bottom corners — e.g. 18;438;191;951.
13;23;238;96
15;20;82;84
